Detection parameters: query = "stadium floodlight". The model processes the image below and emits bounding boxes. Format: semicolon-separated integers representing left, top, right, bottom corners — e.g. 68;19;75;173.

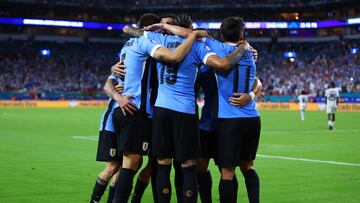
40;49;51;56
284;51;296;58
347;17;360;25
350;48;358;54
289;57;295;62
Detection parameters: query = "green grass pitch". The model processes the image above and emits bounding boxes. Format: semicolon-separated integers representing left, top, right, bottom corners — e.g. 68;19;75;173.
0;108;359;203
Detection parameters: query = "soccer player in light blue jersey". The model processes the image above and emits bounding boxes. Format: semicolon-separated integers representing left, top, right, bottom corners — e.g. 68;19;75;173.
208;17;261;203
146;15;262;203
196;64;261;203
89;62;124;203
140;21;263;203
137;13;250;203
111;14;209;203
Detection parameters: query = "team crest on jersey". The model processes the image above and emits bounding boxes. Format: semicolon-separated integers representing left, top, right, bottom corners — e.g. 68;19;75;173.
142;142;149;151
110;148;116;157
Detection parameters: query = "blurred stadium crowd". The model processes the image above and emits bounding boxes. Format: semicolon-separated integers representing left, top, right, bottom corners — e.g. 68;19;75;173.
1;38;359;99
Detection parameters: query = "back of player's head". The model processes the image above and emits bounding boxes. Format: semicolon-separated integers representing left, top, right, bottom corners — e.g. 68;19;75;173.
173;13;193;28
330;82;336;88
161;14;175;25
220;17;245;42
138;13;160;28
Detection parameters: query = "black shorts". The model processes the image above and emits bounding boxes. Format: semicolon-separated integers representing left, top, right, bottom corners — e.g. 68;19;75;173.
218;117;261;167
199;129;218;160
152;107;200;161
96;130;123;162
113;107;152;155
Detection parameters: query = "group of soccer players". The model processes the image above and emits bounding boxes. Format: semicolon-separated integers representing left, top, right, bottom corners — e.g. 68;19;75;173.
89;13;262;203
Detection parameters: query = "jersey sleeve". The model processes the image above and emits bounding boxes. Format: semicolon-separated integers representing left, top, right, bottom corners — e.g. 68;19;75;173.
195;42;216;65
138;36;163;57
325;90;329;97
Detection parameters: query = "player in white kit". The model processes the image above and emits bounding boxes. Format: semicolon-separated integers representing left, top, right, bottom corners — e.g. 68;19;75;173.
325;82;341;130
298;91;309;121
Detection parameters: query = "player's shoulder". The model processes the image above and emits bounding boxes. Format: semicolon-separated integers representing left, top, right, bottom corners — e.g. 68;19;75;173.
146;31;167;38
193;40;213;53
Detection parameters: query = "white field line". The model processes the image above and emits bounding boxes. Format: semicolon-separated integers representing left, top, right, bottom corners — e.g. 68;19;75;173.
257;154;360;167
73;132;360;167
262;129;360;135
72;136;98;141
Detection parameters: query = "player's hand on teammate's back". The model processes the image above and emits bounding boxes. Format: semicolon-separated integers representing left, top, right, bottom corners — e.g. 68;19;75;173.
229;93;252;107
115;84;124;94
118;95;137;116
192;30;209;38
250;47;258;62
237;40;250;51
111;61;126;78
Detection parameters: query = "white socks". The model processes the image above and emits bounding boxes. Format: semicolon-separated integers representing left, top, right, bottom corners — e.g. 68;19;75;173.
301;111;305;121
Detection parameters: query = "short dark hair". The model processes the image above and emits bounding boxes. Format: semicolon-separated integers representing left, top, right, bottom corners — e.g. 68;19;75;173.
161;14;176;19
173;13;193;28
138;13;160;28
220;17;245;42
330;82;336;88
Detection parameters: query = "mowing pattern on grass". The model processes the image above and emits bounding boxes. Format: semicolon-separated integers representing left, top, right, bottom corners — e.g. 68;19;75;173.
0;109;359;203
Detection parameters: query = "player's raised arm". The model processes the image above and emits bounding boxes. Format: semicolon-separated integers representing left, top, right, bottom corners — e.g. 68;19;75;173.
123;25;144;37
206;41;250;71
147;23;193;38
152;30;208;63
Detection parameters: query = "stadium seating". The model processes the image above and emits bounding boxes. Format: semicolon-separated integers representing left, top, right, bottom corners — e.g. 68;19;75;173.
0;39;359;100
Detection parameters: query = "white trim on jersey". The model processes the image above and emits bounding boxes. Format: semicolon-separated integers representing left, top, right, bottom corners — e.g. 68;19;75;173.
143;31;149;38
203;52;216;65
150;44;163;58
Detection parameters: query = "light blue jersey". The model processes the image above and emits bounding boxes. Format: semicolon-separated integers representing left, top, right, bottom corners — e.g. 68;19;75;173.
204;38;259;118
99;73;124;132
145;31;215;114
115;36;162;117
197;65;219;131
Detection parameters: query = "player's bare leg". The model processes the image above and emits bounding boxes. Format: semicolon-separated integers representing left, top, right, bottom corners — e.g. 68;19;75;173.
113;153;142;203
197;158;212;203
240;161;260;203
220;167;236;203
332;113;336;129
90;161;120;203
157;158;172;203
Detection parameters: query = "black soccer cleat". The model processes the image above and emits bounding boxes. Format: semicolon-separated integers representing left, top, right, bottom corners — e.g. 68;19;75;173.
329;126;334;130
